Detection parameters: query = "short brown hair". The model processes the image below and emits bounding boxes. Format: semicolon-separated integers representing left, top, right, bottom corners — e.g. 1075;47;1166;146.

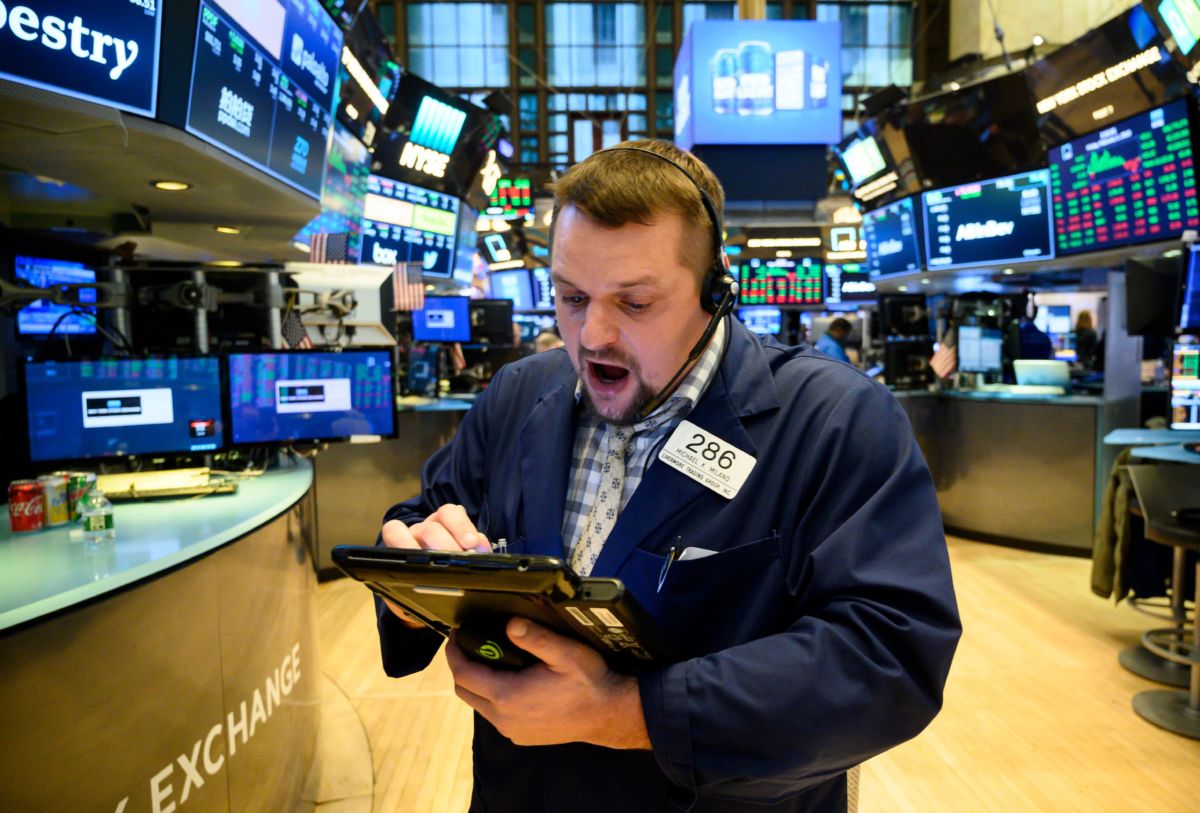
550;139;725;283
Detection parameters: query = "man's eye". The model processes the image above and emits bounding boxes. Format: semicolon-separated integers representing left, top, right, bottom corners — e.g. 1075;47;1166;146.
624;302;649;312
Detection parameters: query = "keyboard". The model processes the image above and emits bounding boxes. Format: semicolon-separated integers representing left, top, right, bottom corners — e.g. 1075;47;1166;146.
96;468;238;501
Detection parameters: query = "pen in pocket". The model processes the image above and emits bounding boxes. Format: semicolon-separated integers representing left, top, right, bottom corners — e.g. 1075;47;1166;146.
657;537;683;593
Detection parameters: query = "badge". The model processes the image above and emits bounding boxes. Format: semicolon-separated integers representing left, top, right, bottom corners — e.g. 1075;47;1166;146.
658;420;756;499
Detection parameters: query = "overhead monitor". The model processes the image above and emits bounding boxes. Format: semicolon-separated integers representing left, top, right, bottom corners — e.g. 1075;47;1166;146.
736;258;824;306
839;135;887;186
185;0;343;198
513;313;556;343
530;266;555;310
1126;255;1183;335
1180;244;1200;332
359;174;459;277
1171;340;1200;428
1144;0;1200;76
877;293;930;338
14;256;97;336
0;0;162;116
413;296;471;342
956;325;1004;373
863;196;923;278
737;306;783;336
490;269;534;312
480;231;520;265
922;169;1055;270
469;299;516;346
227;349;395;444
674;20;843;150
294;122;371;262
485;178;534;219
823;263;876;307
23;357;224;463
336;8;399;148
321;0;367;31
1049;98;1200;256
1035;304;1073;336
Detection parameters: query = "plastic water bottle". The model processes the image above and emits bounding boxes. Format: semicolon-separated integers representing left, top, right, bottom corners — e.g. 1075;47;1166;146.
81;490;115;543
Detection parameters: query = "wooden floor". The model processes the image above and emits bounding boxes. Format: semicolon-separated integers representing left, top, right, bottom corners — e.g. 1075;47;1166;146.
316;536;1200;813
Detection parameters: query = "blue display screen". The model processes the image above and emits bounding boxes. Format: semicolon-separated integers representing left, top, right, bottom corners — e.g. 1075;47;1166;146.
490;269;533;311
14;255;97;336
227;350;394;444
738;306;782;336
186;0;343;198
531;266;555;310
674;20;842;149
0;0;162;116
24;357;224;462
922;169;1055;270
1181;245;1200;332
863;197;923;278
360;174;459;277
413;296;471;342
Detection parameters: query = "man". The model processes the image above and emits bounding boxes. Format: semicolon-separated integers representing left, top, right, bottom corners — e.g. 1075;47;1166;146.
375;140;960;812
534;329;565;353
814;317;853;364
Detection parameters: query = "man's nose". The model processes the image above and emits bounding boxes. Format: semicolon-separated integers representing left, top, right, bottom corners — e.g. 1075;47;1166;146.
579;303;619;350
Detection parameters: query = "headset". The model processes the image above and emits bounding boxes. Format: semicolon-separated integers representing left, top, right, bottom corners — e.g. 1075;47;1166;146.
597;147;740;416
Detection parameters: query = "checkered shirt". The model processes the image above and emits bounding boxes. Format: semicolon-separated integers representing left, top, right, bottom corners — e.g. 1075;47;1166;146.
562;318;728;563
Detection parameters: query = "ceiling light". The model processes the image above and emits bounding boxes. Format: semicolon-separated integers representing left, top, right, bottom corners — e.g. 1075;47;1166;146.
293;240;311;253
776;250;793;258
151;180;191;191
921;278;931;285
897;285;909;292
1032;34;1045;47
209;260;242;267
215;226;241;235
1003;268;1015;275
1164;249;1182;258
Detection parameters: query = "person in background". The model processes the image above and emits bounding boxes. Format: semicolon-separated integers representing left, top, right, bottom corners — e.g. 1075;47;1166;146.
534;330;564;353
814;317;853;364
1074;310;1098;369
1006;306;1054;361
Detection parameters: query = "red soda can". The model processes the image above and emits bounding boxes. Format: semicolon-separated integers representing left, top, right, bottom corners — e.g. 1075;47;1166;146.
8;480;45;533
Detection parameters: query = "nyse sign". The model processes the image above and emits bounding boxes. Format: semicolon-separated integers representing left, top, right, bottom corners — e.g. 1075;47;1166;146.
0;0;162;116
399;140;450;178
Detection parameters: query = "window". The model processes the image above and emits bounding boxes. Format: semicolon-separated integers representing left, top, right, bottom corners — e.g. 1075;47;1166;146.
546;3;646;86
817;2;913;90
408;3;510;87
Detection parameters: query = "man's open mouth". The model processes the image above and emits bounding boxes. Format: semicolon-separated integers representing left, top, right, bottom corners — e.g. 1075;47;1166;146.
589;361;630;385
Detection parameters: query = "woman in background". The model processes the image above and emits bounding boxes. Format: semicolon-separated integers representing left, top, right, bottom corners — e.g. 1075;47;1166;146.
1075;310;1098;369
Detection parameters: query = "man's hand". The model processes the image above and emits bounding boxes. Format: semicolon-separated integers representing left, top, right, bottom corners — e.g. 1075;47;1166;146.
446;618;651;750
380;504;491;627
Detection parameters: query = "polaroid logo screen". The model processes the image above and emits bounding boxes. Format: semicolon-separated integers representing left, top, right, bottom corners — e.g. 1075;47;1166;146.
412;296;471;342
23;357;223;462
922;169;1055;270
0;0;162;116
14;255;97;336
863;196;922;278
228;351;394;443
360;174;459;278
186;0;343;199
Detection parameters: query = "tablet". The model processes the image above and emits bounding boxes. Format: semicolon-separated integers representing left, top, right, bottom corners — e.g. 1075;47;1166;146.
331;545;675;672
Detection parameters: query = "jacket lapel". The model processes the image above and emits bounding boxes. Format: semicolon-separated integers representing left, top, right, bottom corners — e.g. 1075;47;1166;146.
517;364;579;556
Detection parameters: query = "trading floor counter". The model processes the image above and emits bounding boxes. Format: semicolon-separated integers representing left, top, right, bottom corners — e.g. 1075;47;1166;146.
0;461;320;812
896;390;1109;552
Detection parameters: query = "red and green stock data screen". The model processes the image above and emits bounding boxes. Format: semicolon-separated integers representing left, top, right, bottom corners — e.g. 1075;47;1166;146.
1049;98;1200;256
737;258;824;306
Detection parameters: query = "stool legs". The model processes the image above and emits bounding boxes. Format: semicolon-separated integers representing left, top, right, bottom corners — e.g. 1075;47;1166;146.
1132;560;1200;739
1119;547;1192;687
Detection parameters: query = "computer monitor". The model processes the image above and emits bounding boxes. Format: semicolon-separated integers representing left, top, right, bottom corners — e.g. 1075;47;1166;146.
14;255;98;336
878;293;930;338
530;266;555;310
1181;245;1200;334
490;269;534;312
513;313;556;343
413;296;472;342
883;341;934;389
469;299;516;346
1171;342;1200;429
1013;360;1071;387
737;306;783;336
226;350;396;445
23;357;224;463
956;325;1003;373
1035;305;1072;336
406;343;440;398
1126;255;1183;336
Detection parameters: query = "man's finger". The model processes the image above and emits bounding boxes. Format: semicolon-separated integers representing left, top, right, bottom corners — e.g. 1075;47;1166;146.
430;504;489;551
410;520;462;550
381;519;420;549
506;618;598;673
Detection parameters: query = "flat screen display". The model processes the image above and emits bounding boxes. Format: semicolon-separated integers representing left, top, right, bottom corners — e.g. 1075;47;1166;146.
413;296;471;342
1171;341;1200;428
737;306;782;335
14;256;97;336
922;169;1055;269
736;258;823;306
490;269;533;311
186;0;343;198
359;174;459;277
294;122;370;261
1049;99;1200;256
24;357;223;462
1035;304;1072;336
486;178;534;218
0;0;162;116
227;350;394;443
513;313;555;343
957;325;1004;373
336;8;399;148
863;196;923;278
840;136;887;185
674;20;843;150
824;263;876;306
1180;244;1200;331
531;266;555;310
1145;0;1200;75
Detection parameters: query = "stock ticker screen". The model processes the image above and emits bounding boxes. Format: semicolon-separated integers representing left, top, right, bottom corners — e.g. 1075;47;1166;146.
1049;99;1200;256
824;263;876;306
359;175;459;277
1171;342;1200;429
863;196;923;278
736;258;824;306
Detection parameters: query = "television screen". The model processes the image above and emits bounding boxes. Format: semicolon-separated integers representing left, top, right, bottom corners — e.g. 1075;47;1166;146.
1171;341;1200;428
839;135;888;185
1049;99;1200;256
336;9;400;148
878;293;930;338
413;296;471;342
863;196;923;278
14;256;97;336
1180;244;1200;332
513;313;556;343
1026;5;1184;145
320;0;367;30
1144;0;1200;75
486;178;534;219
185;0;343;198
23;357;224;462
490;269;534;311
674;20;843;150
360;174;459;276
480;232;518;265
736;258;824;306
294;122;371;262
737;306;783;336
531;266;555;310
922;169;1055;270
469;299;516;346
227;350;394;444
1126;255;1183;335
824;263;877;306
0;0;162;116
957;325;1004;373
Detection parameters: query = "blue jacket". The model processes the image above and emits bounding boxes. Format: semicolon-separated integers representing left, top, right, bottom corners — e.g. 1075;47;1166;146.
377;318;960;813
814;332;850;364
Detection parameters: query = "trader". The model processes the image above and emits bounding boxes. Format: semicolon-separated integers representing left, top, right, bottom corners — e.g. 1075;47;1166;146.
814;317;853;364
375;140;960;813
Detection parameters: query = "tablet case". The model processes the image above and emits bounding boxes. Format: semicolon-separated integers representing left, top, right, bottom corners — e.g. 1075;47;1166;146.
331;545;675;672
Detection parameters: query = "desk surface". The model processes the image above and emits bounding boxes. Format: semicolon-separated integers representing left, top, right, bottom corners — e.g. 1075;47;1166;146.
891;390;1103;406
1104;429;1200;446
1126;465;1200;551
0;461;312;632
1130;444;1200;464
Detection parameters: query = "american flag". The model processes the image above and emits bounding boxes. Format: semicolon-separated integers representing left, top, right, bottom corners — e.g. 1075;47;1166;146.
930;343;957;379
281;310;314;349
392;262;425;312
308;233;351;264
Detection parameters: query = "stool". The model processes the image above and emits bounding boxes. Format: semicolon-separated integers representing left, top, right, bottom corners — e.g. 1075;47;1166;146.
1119;542;1193;689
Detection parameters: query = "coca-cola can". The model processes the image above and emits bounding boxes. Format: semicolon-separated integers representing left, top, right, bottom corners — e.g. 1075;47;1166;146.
39;473;70;527
8;480;45;533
